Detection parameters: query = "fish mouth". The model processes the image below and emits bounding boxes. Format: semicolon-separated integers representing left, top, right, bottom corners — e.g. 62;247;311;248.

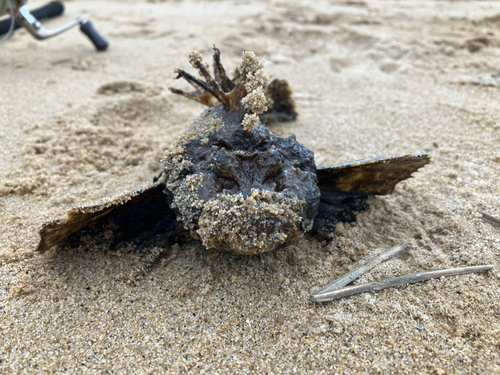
197;189;306;255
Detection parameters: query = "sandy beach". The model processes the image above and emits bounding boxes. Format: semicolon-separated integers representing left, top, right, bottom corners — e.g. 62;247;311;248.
1;0;499;373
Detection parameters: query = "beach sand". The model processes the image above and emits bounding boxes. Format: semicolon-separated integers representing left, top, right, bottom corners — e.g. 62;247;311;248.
1;0;499;373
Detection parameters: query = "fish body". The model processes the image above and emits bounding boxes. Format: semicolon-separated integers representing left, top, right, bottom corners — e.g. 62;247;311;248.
36;48;430;259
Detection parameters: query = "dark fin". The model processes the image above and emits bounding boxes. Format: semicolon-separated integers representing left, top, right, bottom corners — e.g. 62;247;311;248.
313;154;431;239
168;47;245;113
259;79;298;124
169;68;221;107
317;154;431;195
169;46;276;121
36;181;182;255
213;46;236;92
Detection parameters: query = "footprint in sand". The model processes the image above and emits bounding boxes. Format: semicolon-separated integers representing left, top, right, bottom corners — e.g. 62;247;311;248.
92;95;170;124
51;57;105;72
329;56;352;73
379;61;400;74
96;81;165;107
97;81;147;95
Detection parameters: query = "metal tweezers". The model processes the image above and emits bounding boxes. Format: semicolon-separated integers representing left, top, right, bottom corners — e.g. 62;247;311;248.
311;243;495;303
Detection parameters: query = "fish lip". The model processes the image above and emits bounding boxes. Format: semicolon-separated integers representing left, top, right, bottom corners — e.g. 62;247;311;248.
196;189;306;255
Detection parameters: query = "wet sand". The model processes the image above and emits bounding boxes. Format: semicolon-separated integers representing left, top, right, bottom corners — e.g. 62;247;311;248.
1;0;499;373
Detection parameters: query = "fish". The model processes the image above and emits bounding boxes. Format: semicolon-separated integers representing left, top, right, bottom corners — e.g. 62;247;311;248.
36;47;430;264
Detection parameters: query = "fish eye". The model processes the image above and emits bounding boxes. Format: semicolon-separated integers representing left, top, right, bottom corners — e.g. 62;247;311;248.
219;177;238;191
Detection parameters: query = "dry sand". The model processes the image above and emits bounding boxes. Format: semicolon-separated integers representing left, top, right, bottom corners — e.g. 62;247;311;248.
1;0;499;373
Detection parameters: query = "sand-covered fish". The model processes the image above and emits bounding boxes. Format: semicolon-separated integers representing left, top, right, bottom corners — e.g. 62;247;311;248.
36;47;430;261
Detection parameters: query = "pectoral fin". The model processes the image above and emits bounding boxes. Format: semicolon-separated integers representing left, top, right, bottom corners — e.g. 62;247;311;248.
36;180;181;254
314;154;431;236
